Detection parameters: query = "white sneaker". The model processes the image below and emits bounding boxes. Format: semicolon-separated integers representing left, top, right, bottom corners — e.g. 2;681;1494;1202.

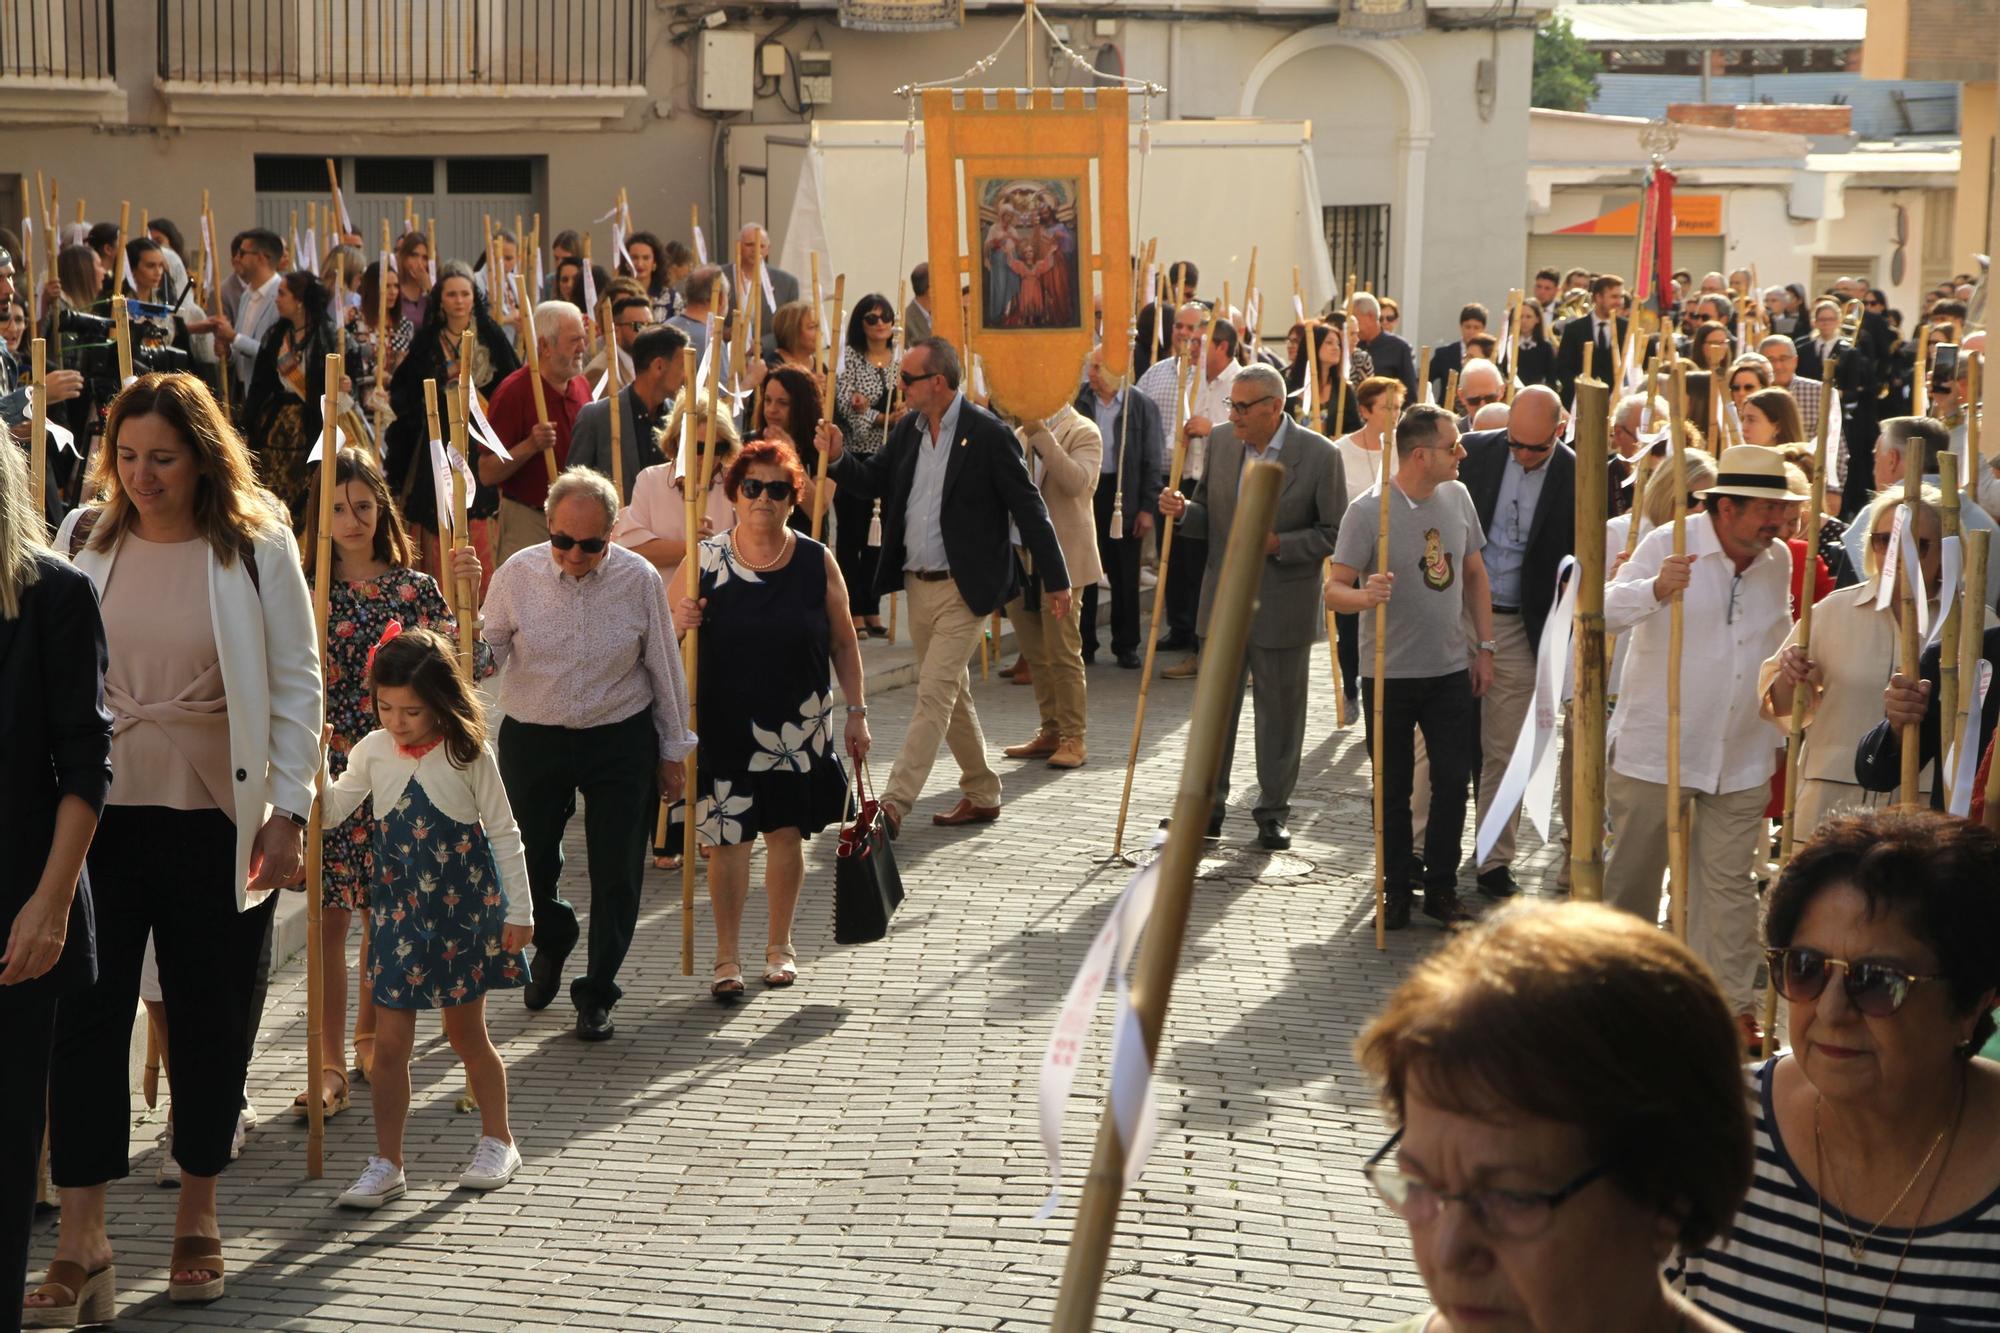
336;1156;407;1209
154;1126;180;1188
459;1136;521;1191
230;1108;251;1161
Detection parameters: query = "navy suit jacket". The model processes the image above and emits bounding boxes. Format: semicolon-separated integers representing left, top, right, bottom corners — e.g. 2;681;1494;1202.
1072;385;1165;523
1456;427;1576;649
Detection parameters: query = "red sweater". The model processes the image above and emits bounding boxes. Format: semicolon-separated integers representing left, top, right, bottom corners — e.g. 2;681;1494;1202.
486;365;589;512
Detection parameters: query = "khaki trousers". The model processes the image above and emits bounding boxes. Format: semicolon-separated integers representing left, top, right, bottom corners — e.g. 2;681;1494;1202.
1005;586;1086;741
496;497;549;566
1603;768;1769;1015
1472;612;1538;871
883;577;1002;817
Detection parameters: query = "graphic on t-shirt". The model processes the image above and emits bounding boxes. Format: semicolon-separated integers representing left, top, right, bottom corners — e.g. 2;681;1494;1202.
1421;528;1455;591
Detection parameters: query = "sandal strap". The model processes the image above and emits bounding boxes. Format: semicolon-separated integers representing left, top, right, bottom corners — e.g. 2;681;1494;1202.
35;1259;89;1304
170;1236;223;1276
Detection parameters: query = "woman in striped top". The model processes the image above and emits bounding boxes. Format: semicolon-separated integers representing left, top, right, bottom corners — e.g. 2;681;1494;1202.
1674;810;2000;1331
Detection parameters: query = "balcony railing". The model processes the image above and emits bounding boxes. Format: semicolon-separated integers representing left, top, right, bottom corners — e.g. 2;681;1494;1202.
156;0;643;88
1;0;114;81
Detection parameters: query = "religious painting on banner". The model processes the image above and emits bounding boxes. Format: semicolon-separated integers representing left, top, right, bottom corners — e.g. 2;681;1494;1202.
923;87;1131;422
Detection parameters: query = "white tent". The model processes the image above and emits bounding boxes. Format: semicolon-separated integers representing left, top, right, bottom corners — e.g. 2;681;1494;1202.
778;116;1336;341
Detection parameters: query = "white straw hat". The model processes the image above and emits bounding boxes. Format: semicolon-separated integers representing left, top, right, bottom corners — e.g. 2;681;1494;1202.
1696;444;1811;501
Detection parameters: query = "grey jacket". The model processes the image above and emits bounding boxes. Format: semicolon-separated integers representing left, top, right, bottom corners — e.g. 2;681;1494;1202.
1177;415;1344;650
569;385;668;505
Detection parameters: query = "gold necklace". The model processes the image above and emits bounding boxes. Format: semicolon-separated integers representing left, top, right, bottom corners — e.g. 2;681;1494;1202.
1812;1093;1951;1262
1812;1078;1965;1332
729;526;791;572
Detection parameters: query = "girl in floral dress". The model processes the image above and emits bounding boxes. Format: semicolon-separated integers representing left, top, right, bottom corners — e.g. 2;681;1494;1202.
321;626;531;1209
293;447;491;1122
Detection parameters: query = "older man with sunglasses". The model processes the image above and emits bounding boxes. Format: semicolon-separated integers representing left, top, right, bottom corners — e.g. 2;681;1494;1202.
1602;444;1806;1052
483;468;695;1042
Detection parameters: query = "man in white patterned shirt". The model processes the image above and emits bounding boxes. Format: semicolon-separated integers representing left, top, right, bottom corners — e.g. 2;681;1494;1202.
1137;303;1206;656
1760;334;1832;482
483;468;694;1043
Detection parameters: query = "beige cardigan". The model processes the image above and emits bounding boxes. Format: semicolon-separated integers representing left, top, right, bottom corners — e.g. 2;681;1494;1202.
1017;405;1104;589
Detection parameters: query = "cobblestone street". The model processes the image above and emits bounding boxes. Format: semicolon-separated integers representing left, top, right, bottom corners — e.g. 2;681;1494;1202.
39;634;1568;1331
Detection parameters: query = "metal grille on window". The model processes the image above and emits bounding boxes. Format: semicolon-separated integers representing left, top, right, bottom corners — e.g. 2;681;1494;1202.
355;158;435;196
1324;205;1392;304
254;155;326;193
447;158;534;196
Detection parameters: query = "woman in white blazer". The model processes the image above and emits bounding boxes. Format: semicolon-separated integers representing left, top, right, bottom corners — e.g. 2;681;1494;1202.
27;373;320;1323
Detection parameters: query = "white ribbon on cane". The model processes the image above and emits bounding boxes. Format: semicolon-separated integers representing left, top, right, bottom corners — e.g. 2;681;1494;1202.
23;388;79;456
429;438;474;540
1875;505;1931;639
693;224;708;267
1946;660;1993;818
1474;558;1579;865
1926;536;1961;652
464;388;512;461
1036;837;1165;1219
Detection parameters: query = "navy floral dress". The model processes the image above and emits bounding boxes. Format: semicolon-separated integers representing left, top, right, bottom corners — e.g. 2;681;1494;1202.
691;533;850;846
322;567;493;910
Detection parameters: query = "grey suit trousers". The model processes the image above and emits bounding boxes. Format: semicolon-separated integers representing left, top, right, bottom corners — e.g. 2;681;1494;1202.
1209;639;1314;821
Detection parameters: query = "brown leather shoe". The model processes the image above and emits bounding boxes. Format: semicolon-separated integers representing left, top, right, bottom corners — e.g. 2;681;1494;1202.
1003;729;1060;759
1009;658;1033;685
1047;736;1086;769
932;797;1001;826
1162;653;1200;680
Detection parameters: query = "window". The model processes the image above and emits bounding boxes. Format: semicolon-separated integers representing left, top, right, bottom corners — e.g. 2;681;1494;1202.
355;158;435;195
1810;255;1878;296
447;158;534;195
254;156;326;193
1325;205;1392;300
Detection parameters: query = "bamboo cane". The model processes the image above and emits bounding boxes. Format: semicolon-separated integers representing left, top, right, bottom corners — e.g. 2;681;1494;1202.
1898;432;1925;810
1570;377;1610;902
289;209;299;269
1242;246;1259;354
445;399;477;678
1050;461;1286;1333
600;301;625;502
1939;452;1962;809
1322;302;1349;722
112;295;132;386
303;351;342;1179
810;253;825;379
374;218;393;455
74;198;83;225
206;206;230;406
326;157;348;239
1961;533;1992;836
813;274;845;539
1370;420;1395;951
512;275;558;481
1666;361;1689;940
1109;304;1219;860
115;200;129;294
1912;322;1931;419
655;346;701;856
679;341;724;978
21;197;34;337
28;339;46;525
1967;354;1984;499
1505;289;1523;404
1418;347;1433;406
1442;371;1459;425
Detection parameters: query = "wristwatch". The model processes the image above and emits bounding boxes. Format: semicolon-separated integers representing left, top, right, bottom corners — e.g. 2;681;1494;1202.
276;808;308;829
1475;640;1497;654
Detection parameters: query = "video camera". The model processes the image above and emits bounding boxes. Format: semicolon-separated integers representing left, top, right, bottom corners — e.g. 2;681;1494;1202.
58;302;191;397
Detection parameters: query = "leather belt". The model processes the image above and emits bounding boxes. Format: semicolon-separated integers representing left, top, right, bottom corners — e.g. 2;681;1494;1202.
909;569;952;582
1493;606;1521;614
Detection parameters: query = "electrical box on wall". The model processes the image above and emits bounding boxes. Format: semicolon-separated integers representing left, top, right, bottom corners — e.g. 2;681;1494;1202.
798;50;833;107
697;30;756;112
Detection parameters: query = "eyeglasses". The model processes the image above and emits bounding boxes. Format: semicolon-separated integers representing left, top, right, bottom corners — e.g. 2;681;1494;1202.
739;477;795;501
616;319;648;333
1869;532;1936;556
1227;395;1277;415
862;312;893;326
549;533;608;554
1462;392;1501;410
1764;946;1945;1017
900;368;941;387
1362;1131;1611;1240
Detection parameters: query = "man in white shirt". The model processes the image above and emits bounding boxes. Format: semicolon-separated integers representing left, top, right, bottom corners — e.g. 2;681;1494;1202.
1602;444;1804;1046
1136;301;1207;655
196;228;283;392
1159;319;1242;679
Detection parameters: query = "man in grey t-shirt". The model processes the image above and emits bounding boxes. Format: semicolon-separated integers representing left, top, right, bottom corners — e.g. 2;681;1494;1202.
1326;403;1495;929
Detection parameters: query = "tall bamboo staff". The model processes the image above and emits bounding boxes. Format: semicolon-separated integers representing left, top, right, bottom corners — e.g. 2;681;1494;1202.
810;253;825;379
1665;362;1690;940
1938;452;1962;808
654;346;701;859
205;202;230;406
511;275;559;482
1050;461;1286;1333
1368;415;1395;951
1241;246;1260;356
115;201;129;295
374;218;393;454
1967;353;1984;502
112;295;133;386
1912;323;1931;419
600;301;625;502
326;157;349;240
1110;304;1218;860
1503;289;1524;404
28;338;46;522
302;350;342;1179
1569;378;1610;901
1897;432;1924;810
1323;279;1356;721
812;273;845;539
679;342;724;978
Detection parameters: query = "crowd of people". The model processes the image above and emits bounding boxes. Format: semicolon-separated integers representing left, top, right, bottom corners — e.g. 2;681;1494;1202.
2;198;1997;1332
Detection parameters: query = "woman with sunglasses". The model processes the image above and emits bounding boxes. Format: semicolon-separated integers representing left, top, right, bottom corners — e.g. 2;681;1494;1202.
1357;901;1751;1333
1761;486;1951;835
748;364;824;535
834;295;898;637
670;439;866;999
1675;810;2000;1330
1725;355;1772;413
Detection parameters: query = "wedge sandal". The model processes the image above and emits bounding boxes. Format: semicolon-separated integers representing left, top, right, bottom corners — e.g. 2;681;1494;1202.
22;1261;115;1329
167;1235;224;1304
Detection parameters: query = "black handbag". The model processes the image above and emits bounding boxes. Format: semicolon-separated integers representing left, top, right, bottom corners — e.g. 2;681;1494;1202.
833;757;905;945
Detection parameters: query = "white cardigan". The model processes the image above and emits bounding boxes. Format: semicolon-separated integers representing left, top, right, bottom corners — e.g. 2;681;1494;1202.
59;510;324;912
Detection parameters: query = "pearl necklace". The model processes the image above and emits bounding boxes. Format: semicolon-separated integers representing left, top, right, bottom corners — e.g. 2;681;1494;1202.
729;526;792;572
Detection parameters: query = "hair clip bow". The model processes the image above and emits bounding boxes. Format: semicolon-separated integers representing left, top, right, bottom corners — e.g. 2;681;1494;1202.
365;619;405;678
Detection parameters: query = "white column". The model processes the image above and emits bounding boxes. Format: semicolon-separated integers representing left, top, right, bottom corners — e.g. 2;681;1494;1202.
1397;129;1433;345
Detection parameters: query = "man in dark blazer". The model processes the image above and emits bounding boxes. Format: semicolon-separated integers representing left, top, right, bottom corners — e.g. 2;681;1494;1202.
1427;302;1489;403
1157;364;1344;850
1454;385;1574;897
818;337;1070;833
1352;292;1417;400
1075;350;1165;667
1793;297;1879;514
1554;273;1629;405
567;325;685;504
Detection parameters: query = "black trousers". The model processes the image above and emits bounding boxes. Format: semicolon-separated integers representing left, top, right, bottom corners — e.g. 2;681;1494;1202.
50;806;276;1183
498;710;658;1010
831;484;881;619
1;987;54;1333
1361;671;1476;898
1084;482;1142;657
1335;612;1360;699
1164;474;1204;641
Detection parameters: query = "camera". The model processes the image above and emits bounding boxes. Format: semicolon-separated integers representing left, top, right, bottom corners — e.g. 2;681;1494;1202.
60;303;190;398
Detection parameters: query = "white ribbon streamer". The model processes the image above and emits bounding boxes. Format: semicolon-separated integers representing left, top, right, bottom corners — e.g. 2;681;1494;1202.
1035;837;1164;1219
1474;557;1578;864
582;258;598;321
591;371;609;402
1876;505;1907;613
610;220;633;275
429;438;473;539
464;387;512;461
1946;660;1993;818
24;388;79;455
592;204;620;224
1291;293;1305;324
1926;535;1961;652
305;423;353;463
693;224;708;267
303;228;318;272
760;262;779;315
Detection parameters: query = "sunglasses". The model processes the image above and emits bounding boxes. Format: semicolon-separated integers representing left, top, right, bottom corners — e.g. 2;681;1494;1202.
1508;439;1554;454
1764;946;1944;1017
1462;392;1501;409
1869;532;1936;555
740;477;795;501
900;369;941;387
862;312;893;326
549;533;607;554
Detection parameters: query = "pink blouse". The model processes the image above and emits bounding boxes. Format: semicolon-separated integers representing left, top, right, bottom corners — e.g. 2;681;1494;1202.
612;462;738;593
102;535;233;812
